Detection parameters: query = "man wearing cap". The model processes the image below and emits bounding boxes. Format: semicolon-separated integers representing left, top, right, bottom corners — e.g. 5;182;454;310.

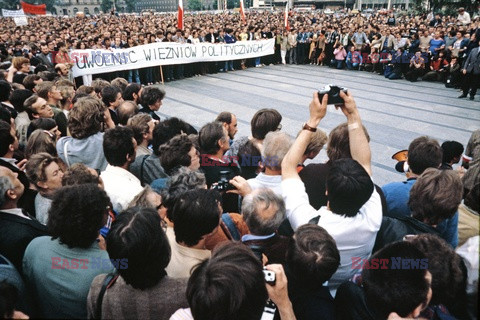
458;8;471;25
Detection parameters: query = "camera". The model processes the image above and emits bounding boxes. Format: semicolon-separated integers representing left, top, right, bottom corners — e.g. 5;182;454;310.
263;267;276;285
211;170;235;192
318;84;348;105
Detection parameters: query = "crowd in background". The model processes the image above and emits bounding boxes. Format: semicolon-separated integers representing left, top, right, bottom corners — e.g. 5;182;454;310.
0;7;478;320
0;7;480;98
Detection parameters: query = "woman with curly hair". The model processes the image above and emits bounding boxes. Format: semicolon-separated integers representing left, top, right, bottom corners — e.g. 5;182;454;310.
22;184;114;319
56;96;111;171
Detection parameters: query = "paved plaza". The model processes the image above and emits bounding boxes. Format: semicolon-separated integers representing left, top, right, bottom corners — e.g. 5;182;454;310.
157;64;480;186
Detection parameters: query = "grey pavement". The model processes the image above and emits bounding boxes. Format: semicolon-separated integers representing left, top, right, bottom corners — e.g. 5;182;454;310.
156;64;480;187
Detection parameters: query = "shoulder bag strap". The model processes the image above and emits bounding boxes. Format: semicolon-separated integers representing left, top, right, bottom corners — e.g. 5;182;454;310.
63;140;71;168
222;213;241;241
94;272;119;320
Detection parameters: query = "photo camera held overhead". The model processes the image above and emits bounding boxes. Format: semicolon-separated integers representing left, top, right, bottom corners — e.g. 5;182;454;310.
318;84;348;105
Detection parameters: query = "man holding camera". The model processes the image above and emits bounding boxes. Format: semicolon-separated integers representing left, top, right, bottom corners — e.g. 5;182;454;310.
199;121;240;213
280;89;382;296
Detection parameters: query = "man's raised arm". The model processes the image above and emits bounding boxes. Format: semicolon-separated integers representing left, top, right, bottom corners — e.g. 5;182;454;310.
337;91;372;176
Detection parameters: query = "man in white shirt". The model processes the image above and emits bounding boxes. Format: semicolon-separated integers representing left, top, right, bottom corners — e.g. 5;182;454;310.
100;126;142;213
458;8;471;25
280;91;382;296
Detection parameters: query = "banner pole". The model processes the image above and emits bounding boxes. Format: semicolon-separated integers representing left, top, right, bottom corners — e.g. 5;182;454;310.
159;65;164;84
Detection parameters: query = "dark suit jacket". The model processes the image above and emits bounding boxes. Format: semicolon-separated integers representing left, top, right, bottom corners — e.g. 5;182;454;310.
463;47;480;74
0;210;48;273
242;234;290;265
373;215;439;253
205;33;217;43
0;159;37;216
36;52;54;71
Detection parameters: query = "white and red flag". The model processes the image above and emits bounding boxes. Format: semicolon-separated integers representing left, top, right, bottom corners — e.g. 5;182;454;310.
284;2;290;30
178;0;184;30
239;0;246;23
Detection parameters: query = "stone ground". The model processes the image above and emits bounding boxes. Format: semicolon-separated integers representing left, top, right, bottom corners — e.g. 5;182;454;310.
156;64;480;187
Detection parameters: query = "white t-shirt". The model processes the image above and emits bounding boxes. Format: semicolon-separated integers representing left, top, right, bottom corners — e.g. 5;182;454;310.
281;177;383;296
247;173;283;195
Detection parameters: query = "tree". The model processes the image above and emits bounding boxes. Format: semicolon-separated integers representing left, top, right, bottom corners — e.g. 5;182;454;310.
124;0;135;13
101;0;114;13
0;0;19;10
188;0;203;10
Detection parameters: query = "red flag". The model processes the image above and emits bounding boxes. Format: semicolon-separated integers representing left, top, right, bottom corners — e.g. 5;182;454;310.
239;0;246;23
284;2;290;31
20;1;46;15
177;0;184;30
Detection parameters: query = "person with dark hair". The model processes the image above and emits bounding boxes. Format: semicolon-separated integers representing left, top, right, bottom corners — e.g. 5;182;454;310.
406;234;468;319
335;241;432;320
129;117;197;186
100;126;142;213
382;136;442;216
101;85;123;126
22;94;53;121
215;111;238;141
122;83;142;106
26;117;59;140
286;224;339;320
10;89;33;147
0;80;16;119
227;108;282;158
199;121;240;212
381;136;459;247
25;153;64;225
87;207;188;319
237;139;262;180
35;81;67;136
0;121;36;216
171;242;296;320
56;96;110;171
241;188;289;264
151;134;200;191
279;91;382;295
440;140;464;170
139;86;165;121
23;184;114;318
165;189;221;278
0;167;47;273
117;100;138;126
374;168;463;250
159;134;200;176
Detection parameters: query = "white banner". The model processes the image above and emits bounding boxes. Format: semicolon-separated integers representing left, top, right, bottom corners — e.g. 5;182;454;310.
13;16;28;26
2;9;25;17
70;39;275;77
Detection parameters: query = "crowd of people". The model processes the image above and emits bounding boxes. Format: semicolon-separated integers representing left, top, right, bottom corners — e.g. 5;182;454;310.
0;7;480;98
0;7;479;320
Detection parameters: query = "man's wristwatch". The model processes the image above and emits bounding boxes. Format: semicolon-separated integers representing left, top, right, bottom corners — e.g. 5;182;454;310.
302;123;317;132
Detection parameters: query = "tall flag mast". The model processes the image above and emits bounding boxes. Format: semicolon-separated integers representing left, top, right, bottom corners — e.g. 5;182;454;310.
178;0;184;30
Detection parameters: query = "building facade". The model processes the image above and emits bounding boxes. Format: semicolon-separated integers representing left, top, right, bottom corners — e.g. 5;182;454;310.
53;0;127;15
135;0;179;12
